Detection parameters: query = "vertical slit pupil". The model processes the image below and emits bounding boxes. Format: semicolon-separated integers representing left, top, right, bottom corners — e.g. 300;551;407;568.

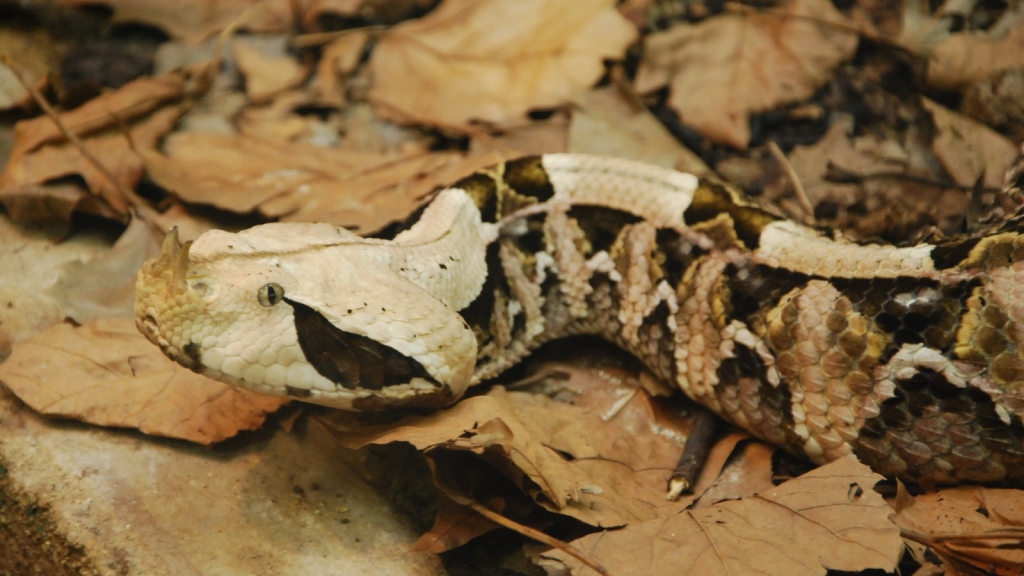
260;283;284;307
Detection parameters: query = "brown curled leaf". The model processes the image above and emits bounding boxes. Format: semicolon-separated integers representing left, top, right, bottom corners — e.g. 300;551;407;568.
635;0;857;149
0;316;288;444
411;494;500;553
539;456;903;576
328;374;762;530
894;486;1024;576
143;131;509;234
0;74;187;217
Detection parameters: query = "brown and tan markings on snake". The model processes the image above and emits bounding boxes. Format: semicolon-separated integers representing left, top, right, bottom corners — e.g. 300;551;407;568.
135;153;1024;488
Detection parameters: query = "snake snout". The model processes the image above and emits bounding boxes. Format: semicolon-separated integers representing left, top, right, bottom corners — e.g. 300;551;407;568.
140;313;158;332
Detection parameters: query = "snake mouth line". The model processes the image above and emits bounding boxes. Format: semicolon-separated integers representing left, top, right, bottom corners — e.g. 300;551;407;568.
136;311;201;372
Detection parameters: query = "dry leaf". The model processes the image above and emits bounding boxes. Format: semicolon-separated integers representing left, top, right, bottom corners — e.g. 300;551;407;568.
786;114;967;238
326;355;776;547
470;113;571;157
411;495;499;553
894;486;1024;576
2;106;182;215
787;114;907;205
924;97;1020;189
236;90;334;142
313;31;369;107
895;0;954;56
927;13;1024;91
962;66;1024;140
322;32;367;77
0;74;187;215
334;381;745;528
636;0;857;149
570;86;709;174
142;131;414;213
144;131;504;233
337;389;645;527
271;150;508;231
368;0;637;129
0;28;56;111
144;200;220;245
0;181;119;228
5;74;185;159
46;217;157;324
690;440;776;508
232;37;307;102
0;316;287;444
540;457;903;576
56;0;295;44
336;103;436;155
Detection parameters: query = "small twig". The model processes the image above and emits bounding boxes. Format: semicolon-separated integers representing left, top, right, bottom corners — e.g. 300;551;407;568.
825;162;1003;193
767;140;815;222
900;527;1024;545
291;26;388;49
464;499;613;576
667;407;718;501
2;55;141;219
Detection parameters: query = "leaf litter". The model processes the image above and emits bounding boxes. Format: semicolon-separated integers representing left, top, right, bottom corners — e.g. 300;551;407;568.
635;0;858;149
0;316;287;444
368;0;638;128
1;0;1024;574
540;457;903;576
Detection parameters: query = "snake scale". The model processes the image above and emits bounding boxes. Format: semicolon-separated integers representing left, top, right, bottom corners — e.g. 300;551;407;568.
136;154;1024;488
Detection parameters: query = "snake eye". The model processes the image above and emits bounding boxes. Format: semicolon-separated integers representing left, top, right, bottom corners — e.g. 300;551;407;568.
258;283;284;307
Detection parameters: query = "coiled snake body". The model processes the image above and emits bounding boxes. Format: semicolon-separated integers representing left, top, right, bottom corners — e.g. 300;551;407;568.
136;154;1024;487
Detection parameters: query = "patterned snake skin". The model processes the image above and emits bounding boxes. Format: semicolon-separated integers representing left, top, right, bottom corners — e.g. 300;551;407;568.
136;154;1024;487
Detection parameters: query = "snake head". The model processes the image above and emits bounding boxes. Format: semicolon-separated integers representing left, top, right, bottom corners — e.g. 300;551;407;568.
135;223;478;411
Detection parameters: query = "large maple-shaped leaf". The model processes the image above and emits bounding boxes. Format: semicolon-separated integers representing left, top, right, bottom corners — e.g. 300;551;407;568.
539;457;903;576
636;0;857;149
368;0;637;129
332;379;761;530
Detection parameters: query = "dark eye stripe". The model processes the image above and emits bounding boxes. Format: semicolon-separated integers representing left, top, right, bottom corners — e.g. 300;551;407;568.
287;298;438;391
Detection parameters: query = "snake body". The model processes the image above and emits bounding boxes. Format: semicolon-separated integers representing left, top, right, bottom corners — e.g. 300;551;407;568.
136;154;1024;487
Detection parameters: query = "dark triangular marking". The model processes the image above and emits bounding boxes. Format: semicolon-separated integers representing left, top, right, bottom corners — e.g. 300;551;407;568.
287;299;436;390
